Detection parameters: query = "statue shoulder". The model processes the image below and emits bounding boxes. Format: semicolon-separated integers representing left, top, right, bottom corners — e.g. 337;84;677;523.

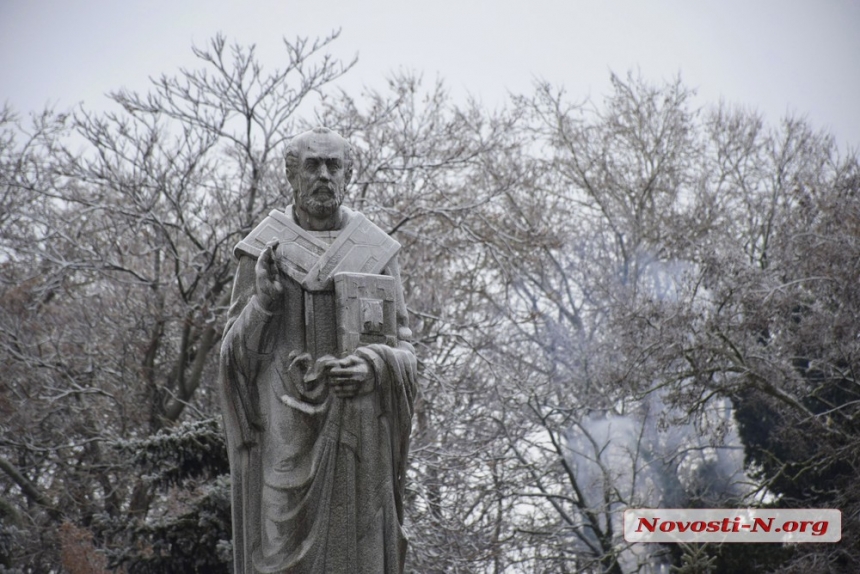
338;206;401;254
233;206;400;272
233;208;303;260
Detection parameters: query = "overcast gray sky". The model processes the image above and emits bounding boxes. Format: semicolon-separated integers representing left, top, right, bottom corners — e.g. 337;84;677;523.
2;0;858;148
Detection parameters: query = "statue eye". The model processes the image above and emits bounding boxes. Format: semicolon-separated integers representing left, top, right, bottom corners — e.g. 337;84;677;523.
326;159;342;172
304;158;319;170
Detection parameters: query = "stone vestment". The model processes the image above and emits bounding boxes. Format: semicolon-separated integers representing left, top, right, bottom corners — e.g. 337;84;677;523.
219;205;416;574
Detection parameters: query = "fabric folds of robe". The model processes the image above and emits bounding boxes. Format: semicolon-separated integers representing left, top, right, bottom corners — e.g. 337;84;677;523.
220;253;415;574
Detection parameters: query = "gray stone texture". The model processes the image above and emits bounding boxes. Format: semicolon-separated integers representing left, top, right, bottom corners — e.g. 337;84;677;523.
220;128;416;573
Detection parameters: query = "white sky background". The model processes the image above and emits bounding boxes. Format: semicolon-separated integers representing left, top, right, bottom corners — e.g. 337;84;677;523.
1;0;859;148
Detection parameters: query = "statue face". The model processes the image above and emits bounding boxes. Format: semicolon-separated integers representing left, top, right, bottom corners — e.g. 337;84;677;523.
293;133;348;219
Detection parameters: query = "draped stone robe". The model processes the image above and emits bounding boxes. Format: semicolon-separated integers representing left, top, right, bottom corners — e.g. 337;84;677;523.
219;206;416;574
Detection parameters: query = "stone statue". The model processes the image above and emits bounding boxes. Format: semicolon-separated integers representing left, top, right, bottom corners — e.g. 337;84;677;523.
219;127;416;573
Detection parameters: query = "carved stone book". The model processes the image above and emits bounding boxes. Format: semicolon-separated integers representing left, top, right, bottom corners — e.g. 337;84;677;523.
334;272;398;355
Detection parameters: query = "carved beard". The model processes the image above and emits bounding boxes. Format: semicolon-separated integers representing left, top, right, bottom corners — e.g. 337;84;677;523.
298;183;345;218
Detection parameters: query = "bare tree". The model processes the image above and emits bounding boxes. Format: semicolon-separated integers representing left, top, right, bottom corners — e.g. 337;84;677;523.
2;45;856;573
0;32;352;572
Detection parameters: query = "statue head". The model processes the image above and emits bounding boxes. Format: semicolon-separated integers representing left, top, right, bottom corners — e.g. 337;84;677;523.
285;127;354;222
